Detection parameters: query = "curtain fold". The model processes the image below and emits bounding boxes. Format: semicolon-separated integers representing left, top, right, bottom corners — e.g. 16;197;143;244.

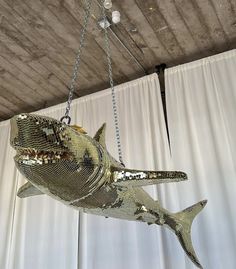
2;48;235;269
1;74;176;269
0;108;79;269
166;49;236;269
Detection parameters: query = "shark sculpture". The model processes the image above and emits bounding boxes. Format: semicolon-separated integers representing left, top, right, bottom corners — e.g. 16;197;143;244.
10;113;207;268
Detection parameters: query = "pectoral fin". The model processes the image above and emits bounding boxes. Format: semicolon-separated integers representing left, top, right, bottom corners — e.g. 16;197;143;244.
17;181;44;198
112;168;188;187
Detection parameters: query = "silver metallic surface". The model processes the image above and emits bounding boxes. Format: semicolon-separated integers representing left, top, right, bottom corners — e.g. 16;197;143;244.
101;3;123;165
10;113;207;268
63;0;93;120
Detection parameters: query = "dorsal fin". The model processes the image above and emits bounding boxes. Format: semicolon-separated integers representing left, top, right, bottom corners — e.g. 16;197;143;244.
93;123;106;148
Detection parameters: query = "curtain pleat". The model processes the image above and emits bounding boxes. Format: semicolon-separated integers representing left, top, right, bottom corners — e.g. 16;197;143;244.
3;47;234;268
0;108;79;269
1;74;175;269
166;49;236;269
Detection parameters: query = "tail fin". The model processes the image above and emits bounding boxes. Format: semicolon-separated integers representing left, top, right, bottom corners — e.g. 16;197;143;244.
172;200;207;268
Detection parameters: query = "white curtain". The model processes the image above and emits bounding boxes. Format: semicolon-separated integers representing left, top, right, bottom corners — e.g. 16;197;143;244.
1;74;176;269
2;49;235;269
0;114;79;269
166;49;236;269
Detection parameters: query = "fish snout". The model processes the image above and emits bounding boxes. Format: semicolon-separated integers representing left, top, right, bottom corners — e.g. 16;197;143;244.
10;113;29;148
10;113;70;153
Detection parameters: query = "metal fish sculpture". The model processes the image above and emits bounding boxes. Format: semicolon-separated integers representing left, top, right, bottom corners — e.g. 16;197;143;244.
10;113;207;268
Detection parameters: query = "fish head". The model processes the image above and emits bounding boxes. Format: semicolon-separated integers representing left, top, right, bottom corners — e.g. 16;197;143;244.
10;113;74;163
10;113;103;201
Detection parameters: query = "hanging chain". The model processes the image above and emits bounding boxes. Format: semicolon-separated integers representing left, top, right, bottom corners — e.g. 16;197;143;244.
101;2;124;165
61;0;124;165
61;0;93;124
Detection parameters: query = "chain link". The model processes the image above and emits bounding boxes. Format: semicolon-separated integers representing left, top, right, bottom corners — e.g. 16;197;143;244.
101;2;124;165
62;0;124;165
62;0;93;122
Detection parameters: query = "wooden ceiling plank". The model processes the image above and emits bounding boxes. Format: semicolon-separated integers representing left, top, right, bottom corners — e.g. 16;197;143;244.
94;29;144;79
106;25;149;70
135;0;185;62
0;111;12;120
0;48;66;99
63;0;132;82
45;0;114;82
113;0;172;66
229;0;236;14
3;0;157;77
0;22;76;96
112;1;159;68
0;81;36;111
0;11;66;97
210;0;236;43
73;0;149;70
173;0;218;56
0;1;75;95
0;109;13;120
0;110;14;118
109;33;146;78
2;0;92;94
43;0;112;86
0;42;63;100
194;0;230;51
0;70;46;107
0;0;233;121
0;97;18;115
155;0;201;61
56;0;134;82
0;59;55;104
20;0;107;88
94;1;149;68
10;0;79;63
0;96;20;114
0;47;60;101
39;56;78;87
39;0;131;86
27;60;72;95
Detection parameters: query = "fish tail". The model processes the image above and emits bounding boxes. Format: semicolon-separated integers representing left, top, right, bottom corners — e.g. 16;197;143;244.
171;200;207;268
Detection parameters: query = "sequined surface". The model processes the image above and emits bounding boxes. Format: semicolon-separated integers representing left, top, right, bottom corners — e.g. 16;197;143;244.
10;113;207;268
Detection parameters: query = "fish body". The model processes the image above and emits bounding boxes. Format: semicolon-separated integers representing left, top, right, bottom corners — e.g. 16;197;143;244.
10;114;207;268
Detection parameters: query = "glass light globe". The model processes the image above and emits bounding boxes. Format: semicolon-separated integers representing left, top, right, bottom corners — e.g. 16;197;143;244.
104;0;112;9
112;11;120;24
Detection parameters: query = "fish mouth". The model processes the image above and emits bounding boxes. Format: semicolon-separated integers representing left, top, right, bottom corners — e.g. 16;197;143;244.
10;113;68;151
15;148;73;165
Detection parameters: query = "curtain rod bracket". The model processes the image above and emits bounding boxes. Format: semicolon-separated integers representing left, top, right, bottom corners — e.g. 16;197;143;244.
155;63;167;74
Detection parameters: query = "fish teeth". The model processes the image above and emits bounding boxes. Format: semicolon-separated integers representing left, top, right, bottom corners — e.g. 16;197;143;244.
17;147;71;162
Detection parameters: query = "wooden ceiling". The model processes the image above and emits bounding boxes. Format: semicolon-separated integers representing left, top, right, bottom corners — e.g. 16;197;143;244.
0;0;235;120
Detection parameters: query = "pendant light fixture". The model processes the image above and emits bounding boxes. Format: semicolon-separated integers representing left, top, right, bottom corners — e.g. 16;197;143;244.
103;0;112;9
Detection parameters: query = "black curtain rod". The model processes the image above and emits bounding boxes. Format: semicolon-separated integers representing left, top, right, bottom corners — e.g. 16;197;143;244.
155;63;167;75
